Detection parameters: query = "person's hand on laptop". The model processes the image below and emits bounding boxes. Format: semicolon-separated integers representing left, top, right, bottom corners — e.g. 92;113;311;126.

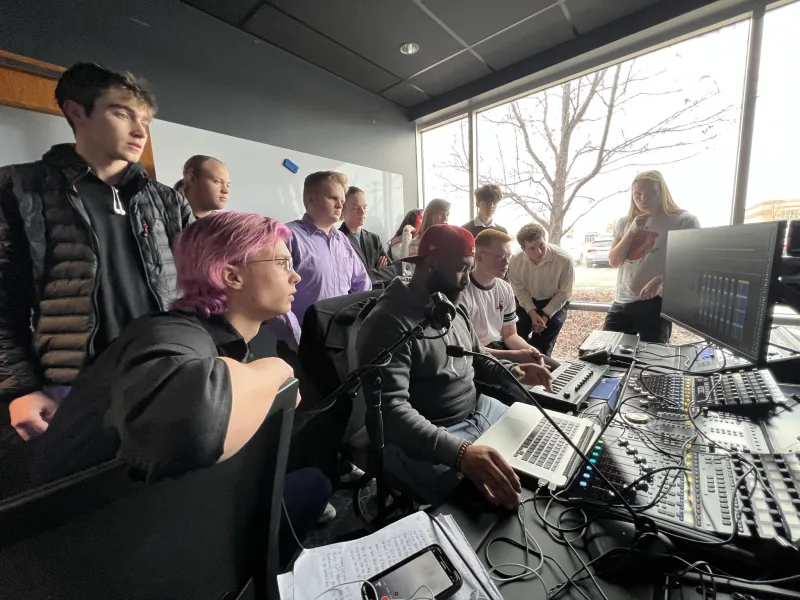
459;445;521;510
513;363;552;391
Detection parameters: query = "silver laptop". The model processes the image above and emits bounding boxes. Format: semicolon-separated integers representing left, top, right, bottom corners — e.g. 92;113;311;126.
475;403;601;489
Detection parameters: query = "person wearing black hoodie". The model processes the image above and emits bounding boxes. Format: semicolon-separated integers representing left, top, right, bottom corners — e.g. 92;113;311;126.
0;63;191;492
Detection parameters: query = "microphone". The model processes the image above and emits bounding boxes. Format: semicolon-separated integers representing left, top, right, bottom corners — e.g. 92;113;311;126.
444;345;643;529
425;292;457;330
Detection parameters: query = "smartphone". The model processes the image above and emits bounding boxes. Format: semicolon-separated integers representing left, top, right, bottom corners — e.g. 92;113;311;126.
361;544;462;600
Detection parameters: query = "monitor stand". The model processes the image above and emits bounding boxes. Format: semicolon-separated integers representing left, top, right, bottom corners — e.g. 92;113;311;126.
760;276;800;380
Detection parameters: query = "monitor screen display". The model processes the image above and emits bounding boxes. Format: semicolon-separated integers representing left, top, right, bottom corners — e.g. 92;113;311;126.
661;222;785;364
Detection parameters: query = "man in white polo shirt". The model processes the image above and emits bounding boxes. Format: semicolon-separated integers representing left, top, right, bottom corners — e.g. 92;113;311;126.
462;229;558;369
508;223;574;356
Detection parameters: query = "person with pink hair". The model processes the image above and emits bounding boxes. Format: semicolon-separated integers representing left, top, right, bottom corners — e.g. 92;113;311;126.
28;211;332;567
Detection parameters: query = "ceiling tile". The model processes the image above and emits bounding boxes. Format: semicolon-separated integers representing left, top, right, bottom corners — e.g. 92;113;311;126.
381;83;432;108
421;0;556;45
473;4;574;70
181;0;260;25
565;0;661;34
244;5;400;93
407;51;492;97
268;0;465;79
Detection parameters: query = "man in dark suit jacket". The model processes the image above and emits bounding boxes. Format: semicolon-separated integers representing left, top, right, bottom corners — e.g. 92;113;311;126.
340;186;399;288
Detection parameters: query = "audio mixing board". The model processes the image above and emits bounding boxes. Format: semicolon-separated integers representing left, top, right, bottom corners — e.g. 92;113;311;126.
566;364;800;554
640;369;783;415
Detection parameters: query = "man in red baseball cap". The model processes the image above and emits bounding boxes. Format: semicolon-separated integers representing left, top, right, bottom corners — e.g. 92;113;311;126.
355;224;551;508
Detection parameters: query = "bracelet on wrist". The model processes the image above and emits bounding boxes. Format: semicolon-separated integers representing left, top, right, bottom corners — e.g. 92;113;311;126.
455;441;472;471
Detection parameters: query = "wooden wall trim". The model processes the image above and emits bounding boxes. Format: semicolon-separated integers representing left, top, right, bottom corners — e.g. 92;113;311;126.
0;52;157;179
0;66;62;115
0;50;65;78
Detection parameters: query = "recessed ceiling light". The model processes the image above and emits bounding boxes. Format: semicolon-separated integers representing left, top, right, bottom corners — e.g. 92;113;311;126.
399;42;419;55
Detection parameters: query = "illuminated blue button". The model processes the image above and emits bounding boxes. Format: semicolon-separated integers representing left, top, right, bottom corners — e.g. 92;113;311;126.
585;466;592;471
579;481;587;487
589;459;596;464
583;473;590;478
592;452;599;457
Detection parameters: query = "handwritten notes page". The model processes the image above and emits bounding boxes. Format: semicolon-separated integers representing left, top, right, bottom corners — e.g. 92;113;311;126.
278;512;500;600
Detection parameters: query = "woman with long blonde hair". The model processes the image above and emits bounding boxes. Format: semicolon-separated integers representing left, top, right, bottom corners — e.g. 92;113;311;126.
408;199;451;257
604;170;700;342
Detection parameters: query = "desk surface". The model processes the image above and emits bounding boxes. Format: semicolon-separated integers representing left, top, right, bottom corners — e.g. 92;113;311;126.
440;495;650;600
439;379;800;600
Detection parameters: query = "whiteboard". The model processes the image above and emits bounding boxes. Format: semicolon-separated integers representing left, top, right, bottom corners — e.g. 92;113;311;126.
0;106;73;166
149;119;404;243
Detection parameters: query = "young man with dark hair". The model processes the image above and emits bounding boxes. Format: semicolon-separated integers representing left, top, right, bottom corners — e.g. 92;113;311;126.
508;223;574;356
0;63;192;457
356;224;551;507
177;155;230;218
340;186;396;287
462;184;507;238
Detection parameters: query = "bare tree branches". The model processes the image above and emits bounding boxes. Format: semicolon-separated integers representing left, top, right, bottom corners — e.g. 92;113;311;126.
430;56;730;243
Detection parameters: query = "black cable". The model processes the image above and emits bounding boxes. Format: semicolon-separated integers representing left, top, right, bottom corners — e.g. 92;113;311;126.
684;343;714;372
656;460;757;546
556;508;610;600
299;307;455;424
486;538;592;600
636;342;727;405
767;342;800;355
422;326;450;340
296;353;394;422
531;465;690;533
446;346;645;530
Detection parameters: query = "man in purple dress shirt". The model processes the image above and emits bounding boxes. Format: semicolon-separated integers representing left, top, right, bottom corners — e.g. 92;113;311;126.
267;171;371;356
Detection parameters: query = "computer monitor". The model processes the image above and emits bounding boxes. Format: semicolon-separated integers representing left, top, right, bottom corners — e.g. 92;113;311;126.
661;221;786;364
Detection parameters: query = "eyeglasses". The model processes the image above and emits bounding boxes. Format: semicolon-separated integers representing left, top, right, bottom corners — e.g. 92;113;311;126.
248;257;294;273
481;251;512;262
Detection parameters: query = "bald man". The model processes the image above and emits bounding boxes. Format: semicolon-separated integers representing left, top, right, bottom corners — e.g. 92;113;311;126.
179;155;230;218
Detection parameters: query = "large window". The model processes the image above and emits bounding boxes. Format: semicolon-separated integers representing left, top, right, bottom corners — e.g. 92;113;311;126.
424;20;752;357
745;1;800;226
420;117;471;228
475;21;748;302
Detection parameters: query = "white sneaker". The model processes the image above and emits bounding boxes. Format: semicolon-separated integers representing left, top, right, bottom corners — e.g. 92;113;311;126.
340;463;366;484
318;502;337;524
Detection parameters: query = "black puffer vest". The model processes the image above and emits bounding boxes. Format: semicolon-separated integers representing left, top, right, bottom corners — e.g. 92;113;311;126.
0;144;192;400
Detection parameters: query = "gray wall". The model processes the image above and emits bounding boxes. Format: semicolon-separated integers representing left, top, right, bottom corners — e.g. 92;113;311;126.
1;0;418;212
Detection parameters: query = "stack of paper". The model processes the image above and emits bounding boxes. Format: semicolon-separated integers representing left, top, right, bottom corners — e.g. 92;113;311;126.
278;512;502;600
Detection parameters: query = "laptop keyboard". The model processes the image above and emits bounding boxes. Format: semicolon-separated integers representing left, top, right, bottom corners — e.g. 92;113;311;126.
514;417;579;471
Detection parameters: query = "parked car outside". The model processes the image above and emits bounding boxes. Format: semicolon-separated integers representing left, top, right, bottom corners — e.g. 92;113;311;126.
585;236;613;268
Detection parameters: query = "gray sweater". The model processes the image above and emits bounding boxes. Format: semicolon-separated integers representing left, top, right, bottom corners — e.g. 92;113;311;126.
355;279;520;468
